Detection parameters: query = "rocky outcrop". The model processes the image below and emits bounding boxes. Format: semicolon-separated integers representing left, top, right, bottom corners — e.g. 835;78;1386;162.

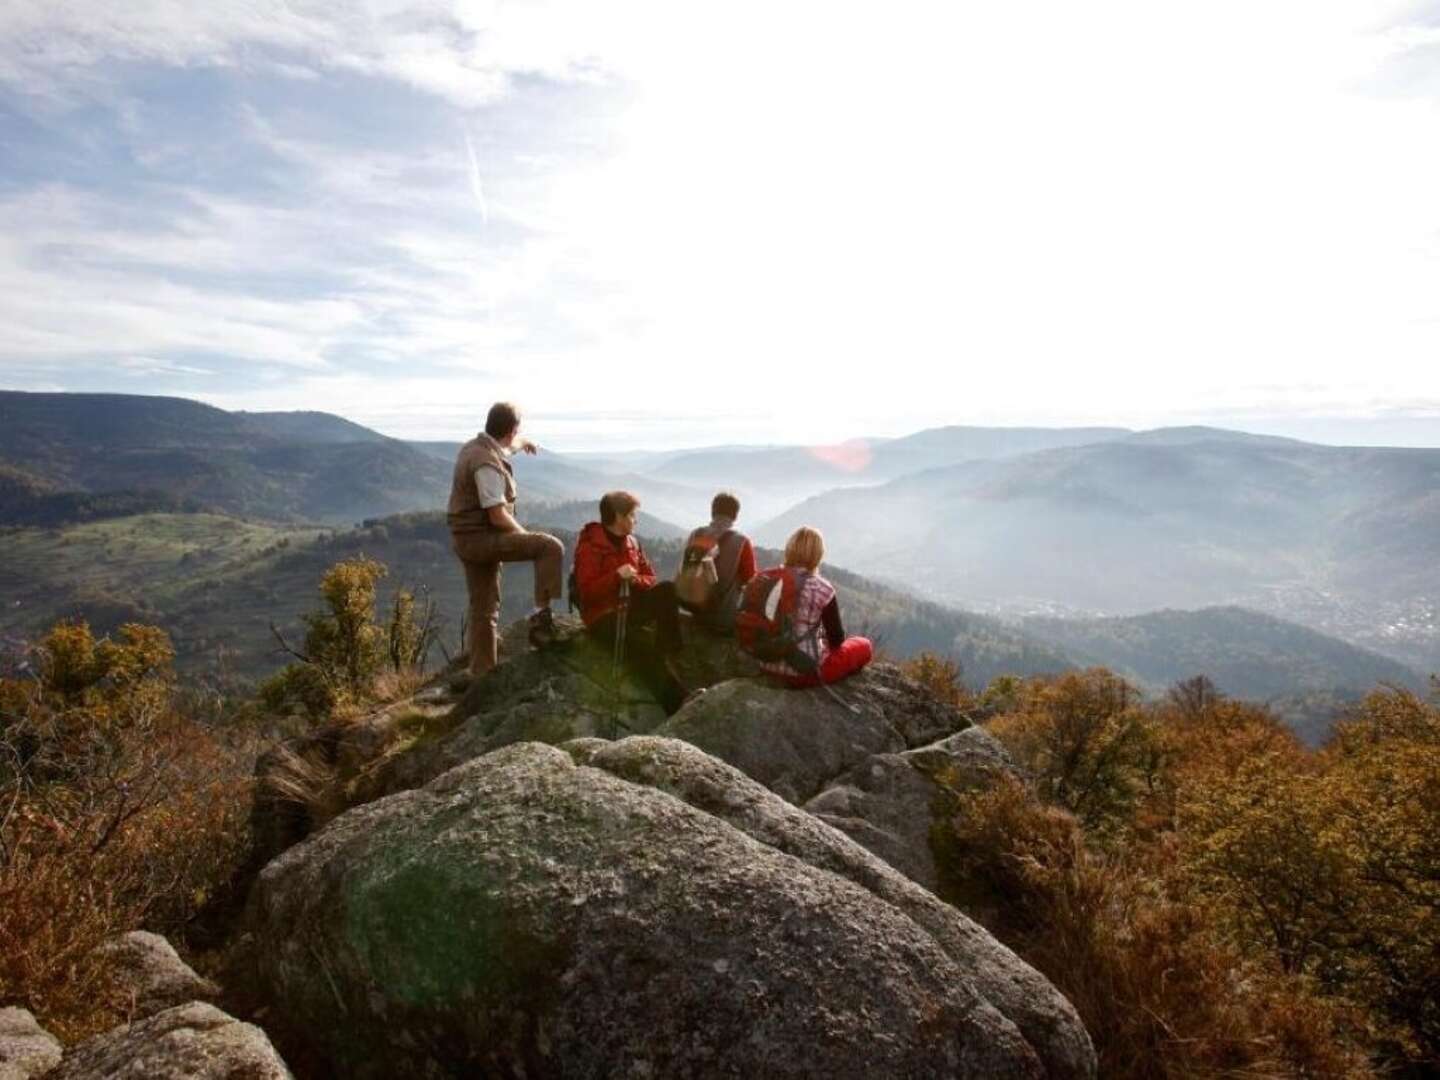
0;1008;61;1080
90;932;220;1020
655;663;972;803
804;727;1025;891
253;622;968;855
247;740;1095;1078
346;617;760;806
44;1003;291;1080
580;736;1094;1079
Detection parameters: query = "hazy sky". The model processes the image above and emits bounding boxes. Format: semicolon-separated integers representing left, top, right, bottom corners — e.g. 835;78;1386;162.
2;1;1439;449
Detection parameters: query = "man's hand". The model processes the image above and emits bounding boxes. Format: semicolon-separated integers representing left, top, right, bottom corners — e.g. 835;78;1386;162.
616;564;638;582
515;437;540;456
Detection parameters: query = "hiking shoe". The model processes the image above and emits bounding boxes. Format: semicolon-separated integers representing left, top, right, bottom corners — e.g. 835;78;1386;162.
527;608;558;649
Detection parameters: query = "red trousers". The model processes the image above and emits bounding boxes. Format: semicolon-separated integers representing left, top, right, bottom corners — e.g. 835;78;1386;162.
786;636;873;688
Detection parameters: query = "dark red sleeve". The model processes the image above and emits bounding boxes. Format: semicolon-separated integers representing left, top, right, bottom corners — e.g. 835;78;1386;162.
736;539;757;585
576;535;619;612
821;596;845;649
632;541;658;590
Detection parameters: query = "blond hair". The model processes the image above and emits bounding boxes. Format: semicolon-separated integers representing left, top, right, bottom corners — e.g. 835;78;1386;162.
783;526;825;571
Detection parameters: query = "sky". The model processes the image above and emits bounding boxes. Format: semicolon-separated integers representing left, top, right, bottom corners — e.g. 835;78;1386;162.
2;1;1440;451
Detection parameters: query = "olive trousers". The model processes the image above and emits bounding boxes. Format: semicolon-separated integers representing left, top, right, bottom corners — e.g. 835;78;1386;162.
450;528;564;674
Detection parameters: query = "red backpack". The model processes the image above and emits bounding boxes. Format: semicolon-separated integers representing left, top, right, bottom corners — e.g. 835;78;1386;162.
735;567;820;673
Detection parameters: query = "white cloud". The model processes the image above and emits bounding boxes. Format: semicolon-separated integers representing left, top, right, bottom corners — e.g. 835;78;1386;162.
0;0;641;109
3;1;1440;447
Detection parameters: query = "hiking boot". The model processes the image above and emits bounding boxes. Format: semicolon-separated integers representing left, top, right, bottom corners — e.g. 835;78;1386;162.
527;607;558;649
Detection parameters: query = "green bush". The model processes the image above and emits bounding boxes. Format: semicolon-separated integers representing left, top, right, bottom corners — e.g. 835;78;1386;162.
257;663;336;722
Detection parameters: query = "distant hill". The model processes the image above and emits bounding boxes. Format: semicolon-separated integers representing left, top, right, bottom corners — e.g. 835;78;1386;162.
527;500;687;540
0;391;448;525
865;425;1133;480
649;426;1132;489
411;440;717;527
638;426;1132;522
407;440;461;462
1018;605;1425;743
237;410;392;445
756;430;1440;674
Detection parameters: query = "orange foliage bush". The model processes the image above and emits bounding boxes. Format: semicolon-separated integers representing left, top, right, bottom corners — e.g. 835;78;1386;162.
936;669;1433;1075
985;669;1154;836
938;775;1373;1078
0;620;254;1043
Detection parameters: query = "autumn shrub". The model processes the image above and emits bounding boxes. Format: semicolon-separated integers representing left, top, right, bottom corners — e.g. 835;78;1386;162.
0;620;254;1043
261;557;437;722
985;668;1155;837
1181;685;1440;1069
937;774;1373;1078
258;661;336;721
900;651;976;712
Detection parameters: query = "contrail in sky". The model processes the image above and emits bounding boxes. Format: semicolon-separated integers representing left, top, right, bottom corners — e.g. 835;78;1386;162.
463;128;489;228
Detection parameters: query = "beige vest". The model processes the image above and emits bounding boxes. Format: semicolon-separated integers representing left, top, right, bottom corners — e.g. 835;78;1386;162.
447;433;517;533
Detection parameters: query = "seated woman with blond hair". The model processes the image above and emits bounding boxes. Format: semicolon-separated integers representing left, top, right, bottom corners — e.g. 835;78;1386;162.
755;526;873;687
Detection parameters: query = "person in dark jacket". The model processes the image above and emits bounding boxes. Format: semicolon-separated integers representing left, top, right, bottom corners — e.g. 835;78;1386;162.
677;491;758;631
574;490;685;711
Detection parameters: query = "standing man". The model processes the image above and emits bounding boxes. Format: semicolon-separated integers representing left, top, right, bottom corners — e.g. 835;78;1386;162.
448;401;564;675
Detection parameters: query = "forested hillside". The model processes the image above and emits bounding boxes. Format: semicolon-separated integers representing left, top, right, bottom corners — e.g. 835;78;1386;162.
0;391;449;524
1019;606;1425;743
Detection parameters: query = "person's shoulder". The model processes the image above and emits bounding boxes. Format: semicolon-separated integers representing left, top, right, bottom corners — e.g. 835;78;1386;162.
578;521;608;544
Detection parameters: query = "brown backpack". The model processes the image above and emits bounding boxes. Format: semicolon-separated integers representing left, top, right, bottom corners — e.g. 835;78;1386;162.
675;526;740;616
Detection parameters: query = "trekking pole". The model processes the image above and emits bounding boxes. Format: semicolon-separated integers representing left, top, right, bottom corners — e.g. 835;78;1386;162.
808;625;863;716
816;663;863;715
609;579;630;738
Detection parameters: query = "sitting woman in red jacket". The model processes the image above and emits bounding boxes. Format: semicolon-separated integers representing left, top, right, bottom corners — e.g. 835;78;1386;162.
574;490;685;711
759;526;872;688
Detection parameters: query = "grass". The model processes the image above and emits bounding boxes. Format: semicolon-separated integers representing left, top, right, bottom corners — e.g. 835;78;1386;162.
0;514;323;611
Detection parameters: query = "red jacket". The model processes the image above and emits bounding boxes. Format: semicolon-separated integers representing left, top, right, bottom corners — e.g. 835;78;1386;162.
574;521;657;626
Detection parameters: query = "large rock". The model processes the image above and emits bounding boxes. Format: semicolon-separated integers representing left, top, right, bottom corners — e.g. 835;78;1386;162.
45;1002;291;1080
248;740;1093;1078
90;932;220;1021
804;727;1025;891
351;616;755;805
0;1008;61;1080
582;736;1094;1080
655;663;971;803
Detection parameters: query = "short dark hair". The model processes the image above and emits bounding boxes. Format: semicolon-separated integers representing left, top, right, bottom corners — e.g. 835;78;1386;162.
711;491;741;520
485;401;521;440
599;490;640;526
